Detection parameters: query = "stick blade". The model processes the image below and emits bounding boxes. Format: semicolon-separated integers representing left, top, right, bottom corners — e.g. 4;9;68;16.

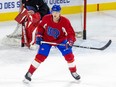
97;40;112;50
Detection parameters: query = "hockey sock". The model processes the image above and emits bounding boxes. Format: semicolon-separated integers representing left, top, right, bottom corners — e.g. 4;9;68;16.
69;66;77;73
28;60;40;75
28;64;36;75
64;53;77;72
68;60;77;72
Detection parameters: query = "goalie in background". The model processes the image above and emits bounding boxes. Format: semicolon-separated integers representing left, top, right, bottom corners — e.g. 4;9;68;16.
15;0;50;48
23;5;80;83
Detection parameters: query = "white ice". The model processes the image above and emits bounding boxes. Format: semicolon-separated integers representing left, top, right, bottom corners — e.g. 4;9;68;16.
0;10;116;87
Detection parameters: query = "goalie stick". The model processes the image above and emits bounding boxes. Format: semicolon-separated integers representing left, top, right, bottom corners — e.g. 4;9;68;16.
21;22;30;48
41;40;112;50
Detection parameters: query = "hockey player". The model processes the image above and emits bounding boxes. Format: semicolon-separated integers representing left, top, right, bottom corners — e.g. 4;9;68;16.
15;0;50;48
23;4;80;83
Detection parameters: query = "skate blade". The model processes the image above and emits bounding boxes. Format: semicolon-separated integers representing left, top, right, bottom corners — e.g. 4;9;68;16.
23;79;30;84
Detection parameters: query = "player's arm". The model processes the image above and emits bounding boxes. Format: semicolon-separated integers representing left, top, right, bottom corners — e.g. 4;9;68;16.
35;21;45;45
64;19;76;42
37;16;47;35
63;18;76;49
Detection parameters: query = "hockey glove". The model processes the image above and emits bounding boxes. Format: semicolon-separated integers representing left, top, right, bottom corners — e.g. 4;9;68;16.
36;35;43;45
65;40;74;50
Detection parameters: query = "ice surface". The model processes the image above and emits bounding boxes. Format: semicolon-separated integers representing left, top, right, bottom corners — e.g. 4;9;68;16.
0;10;116;87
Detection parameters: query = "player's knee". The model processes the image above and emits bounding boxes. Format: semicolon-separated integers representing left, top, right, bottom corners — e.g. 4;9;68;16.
35;54;47;63
64;53;74;63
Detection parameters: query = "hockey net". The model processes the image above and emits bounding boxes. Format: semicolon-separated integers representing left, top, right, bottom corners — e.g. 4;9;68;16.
2;0;87;47
2;23;22;46
2;0;22;46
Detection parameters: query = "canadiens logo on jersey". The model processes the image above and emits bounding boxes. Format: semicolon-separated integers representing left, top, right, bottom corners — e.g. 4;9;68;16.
47;26;60;39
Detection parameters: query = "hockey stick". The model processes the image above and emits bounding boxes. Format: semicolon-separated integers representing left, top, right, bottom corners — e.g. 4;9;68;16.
22;22;30;48
41;40;112;50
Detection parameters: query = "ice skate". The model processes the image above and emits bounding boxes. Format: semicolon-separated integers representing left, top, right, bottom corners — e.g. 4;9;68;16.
23;72;32;84
71;72;80;80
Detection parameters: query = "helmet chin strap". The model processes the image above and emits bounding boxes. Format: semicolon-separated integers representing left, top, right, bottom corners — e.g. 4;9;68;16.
53;16;60;23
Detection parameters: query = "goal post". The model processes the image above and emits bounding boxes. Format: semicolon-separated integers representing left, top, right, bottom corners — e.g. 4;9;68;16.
83;0;87;40
77;0;87;40
68;0;87;39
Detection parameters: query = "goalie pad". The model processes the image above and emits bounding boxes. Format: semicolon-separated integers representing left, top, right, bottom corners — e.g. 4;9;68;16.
21;12;41;48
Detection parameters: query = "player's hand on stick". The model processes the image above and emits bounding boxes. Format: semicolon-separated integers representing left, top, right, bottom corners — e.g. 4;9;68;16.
65;40;74;50
36;34;43;45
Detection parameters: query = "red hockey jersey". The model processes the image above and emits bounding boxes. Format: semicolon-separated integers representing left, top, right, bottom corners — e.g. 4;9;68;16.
37;14;76;43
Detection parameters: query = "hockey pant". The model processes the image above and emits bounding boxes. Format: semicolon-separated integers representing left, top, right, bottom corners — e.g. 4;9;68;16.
28;40;77;74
